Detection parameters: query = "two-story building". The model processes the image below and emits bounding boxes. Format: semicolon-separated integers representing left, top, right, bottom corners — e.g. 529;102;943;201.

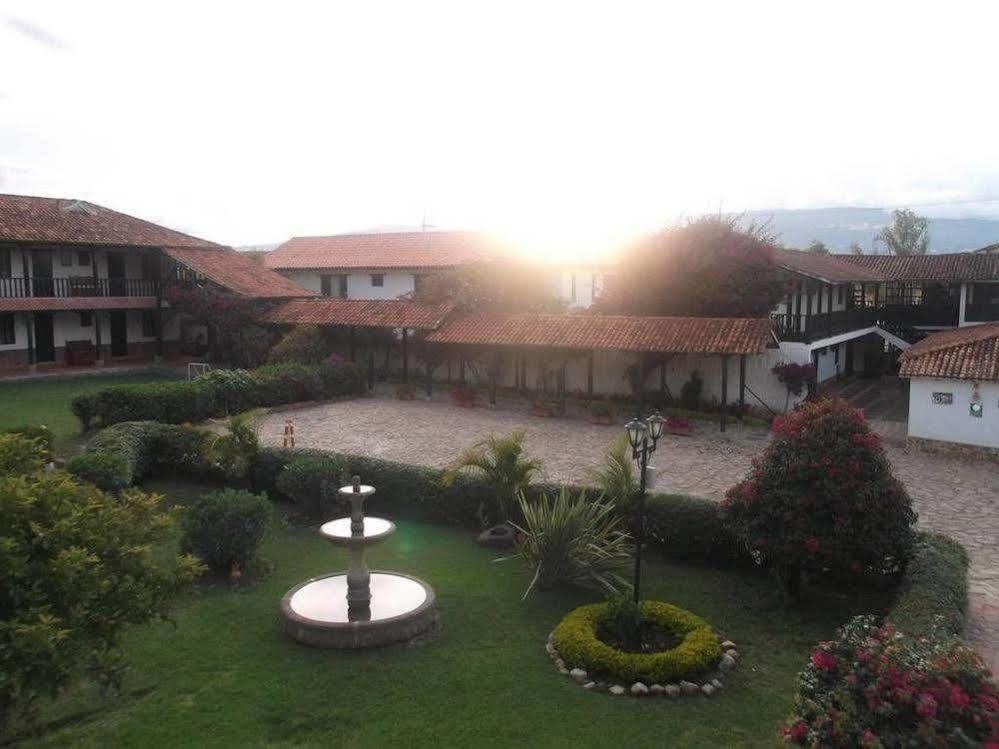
0;193;312;371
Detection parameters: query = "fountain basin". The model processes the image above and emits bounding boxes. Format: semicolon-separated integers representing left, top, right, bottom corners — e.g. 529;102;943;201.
320;517;395;546
280;571;438;649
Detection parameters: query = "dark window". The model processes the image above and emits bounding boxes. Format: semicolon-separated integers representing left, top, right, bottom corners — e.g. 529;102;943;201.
371;273;384;288
337;275;348;298
0;248;11;277
0;314;14;345
77;250;92;266
320;274;333;296
836;286;844;305
79;311;93;327
60;249;73;267
141;310;157;337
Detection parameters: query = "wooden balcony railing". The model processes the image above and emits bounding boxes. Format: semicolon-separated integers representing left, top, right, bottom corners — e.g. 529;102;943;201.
771;303;960;343
0;276;160;298
964;303;999;323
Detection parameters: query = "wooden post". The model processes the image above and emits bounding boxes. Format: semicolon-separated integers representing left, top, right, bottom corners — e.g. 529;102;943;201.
586;350;594;401
367;345;375;390
94;310;103;364
425;349;433;398
560;359;567;414
459;357;466;385
154;248;164;359
489;354;497;406
401;328;409;383
26;312;35;367
637;355;645;412
720;355;729;432
738;354;746;407
659;360;666;401
349;326;356;362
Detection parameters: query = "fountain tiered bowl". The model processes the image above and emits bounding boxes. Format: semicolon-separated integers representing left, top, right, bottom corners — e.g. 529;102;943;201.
280;479;438;649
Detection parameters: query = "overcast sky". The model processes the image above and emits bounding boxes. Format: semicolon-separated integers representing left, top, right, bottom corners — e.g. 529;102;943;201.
2;1;999;254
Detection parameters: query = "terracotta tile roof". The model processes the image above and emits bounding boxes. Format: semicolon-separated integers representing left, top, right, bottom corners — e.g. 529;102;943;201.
899;322;999;381
265;231;497;270
162;247;315;299
261;298;453;330
840;253;999;282
0;297;157;312
775;250;884;283
0;193;222;249
426;313;774;355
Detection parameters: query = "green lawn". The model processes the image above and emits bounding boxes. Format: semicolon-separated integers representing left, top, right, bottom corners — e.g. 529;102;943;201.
0;372;174;451
15;480;890;749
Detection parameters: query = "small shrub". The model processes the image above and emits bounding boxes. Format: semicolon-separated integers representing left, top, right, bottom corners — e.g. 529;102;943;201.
773;362;816;411
197;368;256;414
782;615;998;747
889;532;970;636
203;412;260;482
65;450;131;493
589;435;637;511
276;454;348;520
599;594;644;652
268;325;329;364
552;601;721;685
0;433;48;476
1;425;54;462
180;489;271;576
0;471;201;729
506;488;632;598
721;398;917;597
229;325;273;369
441;431;542;523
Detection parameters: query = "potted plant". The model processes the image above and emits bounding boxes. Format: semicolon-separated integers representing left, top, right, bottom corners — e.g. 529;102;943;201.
530;399;554;417
589;401;614;425
450;384;478;408
396;383;417;400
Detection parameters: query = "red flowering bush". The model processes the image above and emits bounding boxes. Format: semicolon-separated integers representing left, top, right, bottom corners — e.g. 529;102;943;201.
720;398;916;596
773;362;817;411
782;615;998;747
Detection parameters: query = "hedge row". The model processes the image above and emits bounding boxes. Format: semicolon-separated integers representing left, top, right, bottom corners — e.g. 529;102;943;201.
71;361;365;430
886;532;970;636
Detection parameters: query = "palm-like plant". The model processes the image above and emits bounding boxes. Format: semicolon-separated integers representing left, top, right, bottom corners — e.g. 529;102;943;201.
589;435;638;511
504;488;633;599
441;431;542;523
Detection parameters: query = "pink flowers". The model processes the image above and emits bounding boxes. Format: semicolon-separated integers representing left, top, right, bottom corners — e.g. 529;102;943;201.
811;649;838;672
915;693;938;719
805;537;821;553
783;720;808;743
950;685;971;710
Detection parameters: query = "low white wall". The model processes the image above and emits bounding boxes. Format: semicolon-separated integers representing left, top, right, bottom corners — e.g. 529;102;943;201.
908;377;999;447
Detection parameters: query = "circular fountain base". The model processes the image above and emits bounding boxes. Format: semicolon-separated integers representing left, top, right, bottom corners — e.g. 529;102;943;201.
280;571;438;649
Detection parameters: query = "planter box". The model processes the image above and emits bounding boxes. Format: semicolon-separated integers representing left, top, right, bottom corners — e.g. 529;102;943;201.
666;417;694;436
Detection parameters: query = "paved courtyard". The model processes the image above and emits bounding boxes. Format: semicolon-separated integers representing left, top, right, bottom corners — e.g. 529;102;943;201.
261;395;999;668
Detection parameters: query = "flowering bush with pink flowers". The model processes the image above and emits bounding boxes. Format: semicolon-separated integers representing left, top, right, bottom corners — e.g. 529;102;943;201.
720;398;917;596
782;615;998;747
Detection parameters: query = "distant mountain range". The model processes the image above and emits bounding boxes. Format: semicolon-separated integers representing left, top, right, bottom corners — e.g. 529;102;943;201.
236;207;999;256
738;207;999;253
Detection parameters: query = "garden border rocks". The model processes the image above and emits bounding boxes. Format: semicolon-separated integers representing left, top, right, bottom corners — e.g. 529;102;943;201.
546;630;740;698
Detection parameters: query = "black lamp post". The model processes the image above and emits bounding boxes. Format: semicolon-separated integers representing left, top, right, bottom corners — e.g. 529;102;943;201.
625;410;665;604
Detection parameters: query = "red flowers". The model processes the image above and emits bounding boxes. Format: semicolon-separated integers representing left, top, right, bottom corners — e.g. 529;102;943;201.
915;693;938;719
783;721;808;743
805;537;821;553
811;649;838;672
950;685;971;710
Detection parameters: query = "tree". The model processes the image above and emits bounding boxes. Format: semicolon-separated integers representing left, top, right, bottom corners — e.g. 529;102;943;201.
0;437;201;729
849;241;864;255
876;209;930;255
164;285;273;367
806;239;829;254
413;259;563;313
595;216;787;317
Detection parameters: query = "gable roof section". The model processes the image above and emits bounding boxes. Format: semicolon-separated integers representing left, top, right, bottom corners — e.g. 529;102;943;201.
162;247;315;299
899;322;999;381
265;231;496;271
775;250;884;283
0;193;222;249
426;313;773;355
262;298;453;330
840;253;999;282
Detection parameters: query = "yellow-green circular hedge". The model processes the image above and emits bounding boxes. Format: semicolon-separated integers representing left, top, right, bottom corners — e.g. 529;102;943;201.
552;601;722;684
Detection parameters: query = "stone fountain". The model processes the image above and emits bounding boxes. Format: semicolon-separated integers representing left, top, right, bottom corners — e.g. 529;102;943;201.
280;476;438;649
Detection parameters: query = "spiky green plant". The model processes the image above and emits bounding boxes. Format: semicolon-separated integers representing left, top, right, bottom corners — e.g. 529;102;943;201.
441;431;542;523
589;435;638;511
504;488;633;599
205;411;261;482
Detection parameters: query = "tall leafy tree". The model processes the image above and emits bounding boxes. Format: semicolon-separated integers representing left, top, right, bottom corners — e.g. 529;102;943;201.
806;239;829;254
876;209;930;255
849;241;864;255
596;216;787;317
413;259;563;313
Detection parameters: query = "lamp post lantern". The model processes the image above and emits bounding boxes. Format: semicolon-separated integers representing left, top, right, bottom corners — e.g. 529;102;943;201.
626;410;664;604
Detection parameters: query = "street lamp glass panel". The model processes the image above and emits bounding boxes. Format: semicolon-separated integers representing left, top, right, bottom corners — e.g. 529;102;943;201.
646;412;665;441
625;418;647;449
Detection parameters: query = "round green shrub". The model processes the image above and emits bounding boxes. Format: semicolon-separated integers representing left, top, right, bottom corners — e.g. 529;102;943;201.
268;325;330;365
552;601;722;684
275;454;348;520
180;489;271;576
1;425;54;462
65;450;131;493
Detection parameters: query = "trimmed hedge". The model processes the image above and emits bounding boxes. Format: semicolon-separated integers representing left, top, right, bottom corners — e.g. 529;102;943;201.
552;601;722;684
887;532;970;636
180;489;272;575
645;492;748;564
71;361;365;429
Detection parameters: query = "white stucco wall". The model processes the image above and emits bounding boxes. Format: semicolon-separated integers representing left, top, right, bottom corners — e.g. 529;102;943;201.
279;269;417;299
907;377;999;448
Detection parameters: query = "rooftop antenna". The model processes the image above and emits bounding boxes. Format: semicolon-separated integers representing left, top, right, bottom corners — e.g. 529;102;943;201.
420;209;435;233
